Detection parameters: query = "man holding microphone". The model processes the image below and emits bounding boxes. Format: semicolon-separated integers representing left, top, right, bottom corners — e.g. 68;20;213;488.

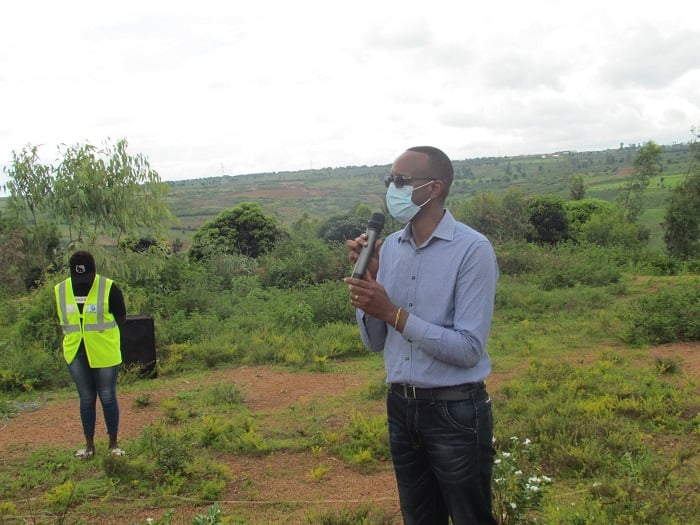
345;146;499;524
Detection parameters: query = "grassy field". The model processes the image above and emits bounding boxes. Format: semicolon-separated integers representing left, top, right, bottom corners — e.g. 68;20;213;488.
1;264;698;524
0;141;698;523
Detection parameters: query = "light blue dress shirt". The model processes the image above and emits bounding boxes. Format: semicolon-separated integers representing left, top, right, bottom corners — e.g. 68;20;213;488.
357;209;499;388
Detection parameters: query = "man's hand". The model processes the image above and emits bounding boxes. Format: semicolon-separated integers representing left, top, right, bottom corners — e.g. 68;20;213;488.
345;233;382;281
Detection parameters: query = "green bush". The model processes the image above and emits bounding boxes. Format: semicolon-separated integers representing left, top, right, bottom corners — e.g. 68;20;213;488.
258;237;348;288
622;281;700;345
496;242;622;288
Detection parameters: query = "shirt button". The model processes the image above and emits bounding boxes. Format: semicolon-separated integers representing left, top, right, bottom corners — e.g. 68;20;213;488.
405;356;410;360
408;303;413;307
411;276;416;280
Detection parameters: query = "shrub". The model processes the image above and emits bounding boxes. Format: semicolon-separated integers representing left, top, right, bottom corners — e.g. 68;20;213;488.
622;281;700;345
258;237;347;288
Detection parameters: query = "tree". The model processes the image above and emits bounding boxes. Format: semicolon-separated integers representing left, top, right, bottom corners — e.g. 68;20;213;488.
53;139;171;248
4;145;55;269
569;174;586;200
318;213;367;243
461;191;503;241
565;198;613;238
500;187;531;242
458;187;530;243
4;145;53;226
0;211;28;295
662;129;700;259
52;142;103;243
525;194;569;245
189;202;282;261
579;208;649;248
617;140;662;222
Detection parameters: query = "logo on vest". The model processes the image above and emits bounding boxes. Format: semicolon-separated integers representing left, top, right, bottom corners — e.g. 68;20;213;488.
87;304;98;313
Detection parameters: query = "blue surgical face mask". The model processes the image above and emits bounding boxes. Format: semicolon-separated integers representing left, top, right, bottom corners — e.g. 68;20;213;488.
385;180;434;223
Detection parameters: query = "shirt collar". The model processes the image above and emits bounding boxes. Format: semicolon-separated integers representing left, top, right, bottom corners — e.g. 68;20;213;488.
398;209;456;245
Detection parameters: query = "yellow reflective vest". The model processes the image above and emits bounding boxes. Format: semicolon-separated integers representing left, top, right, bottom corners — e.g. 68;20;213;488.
54;275;122;367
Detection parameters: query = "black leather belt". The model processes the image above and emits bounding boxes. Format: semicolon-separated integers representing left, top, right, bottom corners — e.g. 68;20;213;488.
390;382;484;401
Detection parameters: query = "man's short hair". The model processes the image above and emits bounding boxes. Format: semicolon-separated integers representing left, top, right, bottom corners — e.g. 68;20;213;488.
407;146;454;192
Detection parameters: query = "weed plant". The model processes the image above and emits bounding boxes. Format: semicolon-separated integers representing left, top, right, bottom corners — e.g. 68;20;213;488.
492;436;552;525
332;410;390;473
305;503;395;524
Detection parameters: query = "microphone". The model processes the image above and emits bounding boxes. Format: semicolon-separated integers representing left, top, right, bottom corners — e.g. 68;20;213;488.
351;212;385;279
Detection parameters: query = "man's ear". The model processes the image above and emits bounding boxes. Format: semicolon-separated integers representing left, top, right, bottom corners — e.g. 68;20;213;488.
431;179;445;199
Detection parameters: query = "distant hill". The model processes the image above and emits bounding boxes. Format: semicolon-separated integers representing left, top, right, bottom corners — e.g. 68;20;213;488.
163;143;694;249
1;143;692;249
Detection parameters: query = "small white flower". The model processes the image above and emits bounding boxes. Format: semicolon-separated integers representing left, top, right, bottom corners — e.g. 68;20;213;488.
523;438;532;446
515;470;523;475
543;476;552;483
510;435;519;441
502;452;512;458
510;502;518;509
494;459;502;465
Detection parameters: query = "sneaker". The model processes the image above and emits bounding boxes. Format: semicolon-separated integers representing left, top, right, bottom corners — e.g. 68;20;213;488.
75;448;94;459
109;447;126;456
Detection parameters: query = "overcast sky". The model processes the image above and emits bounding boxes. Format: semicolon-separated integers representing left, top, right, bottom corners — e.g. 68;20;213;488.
1;0;699;186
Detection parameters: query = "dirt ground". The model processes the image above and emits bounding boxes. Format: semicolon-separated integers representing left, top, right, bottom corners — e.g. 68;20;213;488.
1;342;698;524
1;364;402;524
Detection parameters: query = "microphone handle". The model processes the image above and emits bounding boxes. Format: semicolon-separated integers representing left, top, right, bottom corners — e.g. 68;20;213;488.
351;228;379;279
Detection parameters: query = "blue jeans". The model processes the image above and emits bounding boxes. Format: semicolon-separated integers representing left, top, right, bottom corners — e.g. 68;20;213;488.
387;383;497;525
67;347;120;438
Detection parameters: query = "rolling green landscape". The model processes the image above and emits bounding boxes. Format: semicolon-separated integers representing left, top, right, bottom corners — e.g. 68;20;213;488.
160;142;693;249
0;140;698;524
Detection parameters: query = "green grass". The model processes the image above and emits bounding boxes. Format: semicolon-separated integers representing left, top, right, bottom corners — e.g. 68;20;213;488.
1;268;699;523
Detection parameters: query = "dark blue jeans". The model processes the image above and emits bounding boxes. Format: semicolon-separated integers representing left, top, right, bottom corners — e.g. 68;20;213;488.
387;383;497;525
67;347;120;438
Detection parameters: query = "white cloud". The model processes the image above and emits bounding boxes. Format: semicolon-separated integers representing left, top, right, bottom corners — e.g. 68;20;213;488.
1;0;700;187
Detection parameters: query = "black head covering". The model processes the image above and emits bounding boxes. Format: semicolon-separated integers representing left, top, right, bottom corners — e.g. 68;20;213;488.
69;251;96;284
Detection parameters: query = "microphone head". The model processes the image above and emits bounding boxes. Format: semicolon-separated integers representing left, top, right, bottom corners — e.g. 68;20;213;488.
368;212;385;232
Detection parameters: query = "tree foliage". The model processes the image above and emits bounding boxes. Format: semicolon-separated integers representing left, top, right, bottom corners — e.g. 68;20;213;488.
318;213;367;243
458;187;530;243
526;194;570;245
568;174;586;200
52;139;171;247
4;138;171;252
662;130;700;259
0;212;28;295
617;140;662;222
4;145;53;225
3;145;55;270
189;202;282;261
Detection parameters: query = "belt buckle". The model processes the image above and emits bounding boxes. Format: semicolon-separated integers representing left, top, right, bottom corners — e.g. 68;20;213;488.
403;384;417;399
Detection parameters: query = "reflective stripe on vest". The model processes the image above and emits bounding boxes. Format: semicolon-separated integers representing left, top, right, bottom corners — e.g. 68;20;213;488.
56;277;117;333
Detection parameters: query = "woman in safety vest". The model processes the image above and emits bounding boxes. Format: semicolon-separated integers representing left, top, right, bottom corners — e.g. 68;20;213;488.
54;251;127;458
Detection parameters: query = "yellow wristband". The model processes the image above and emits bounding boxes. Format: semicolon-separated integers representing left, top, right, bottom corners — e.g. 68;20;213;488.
394;307;402;330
